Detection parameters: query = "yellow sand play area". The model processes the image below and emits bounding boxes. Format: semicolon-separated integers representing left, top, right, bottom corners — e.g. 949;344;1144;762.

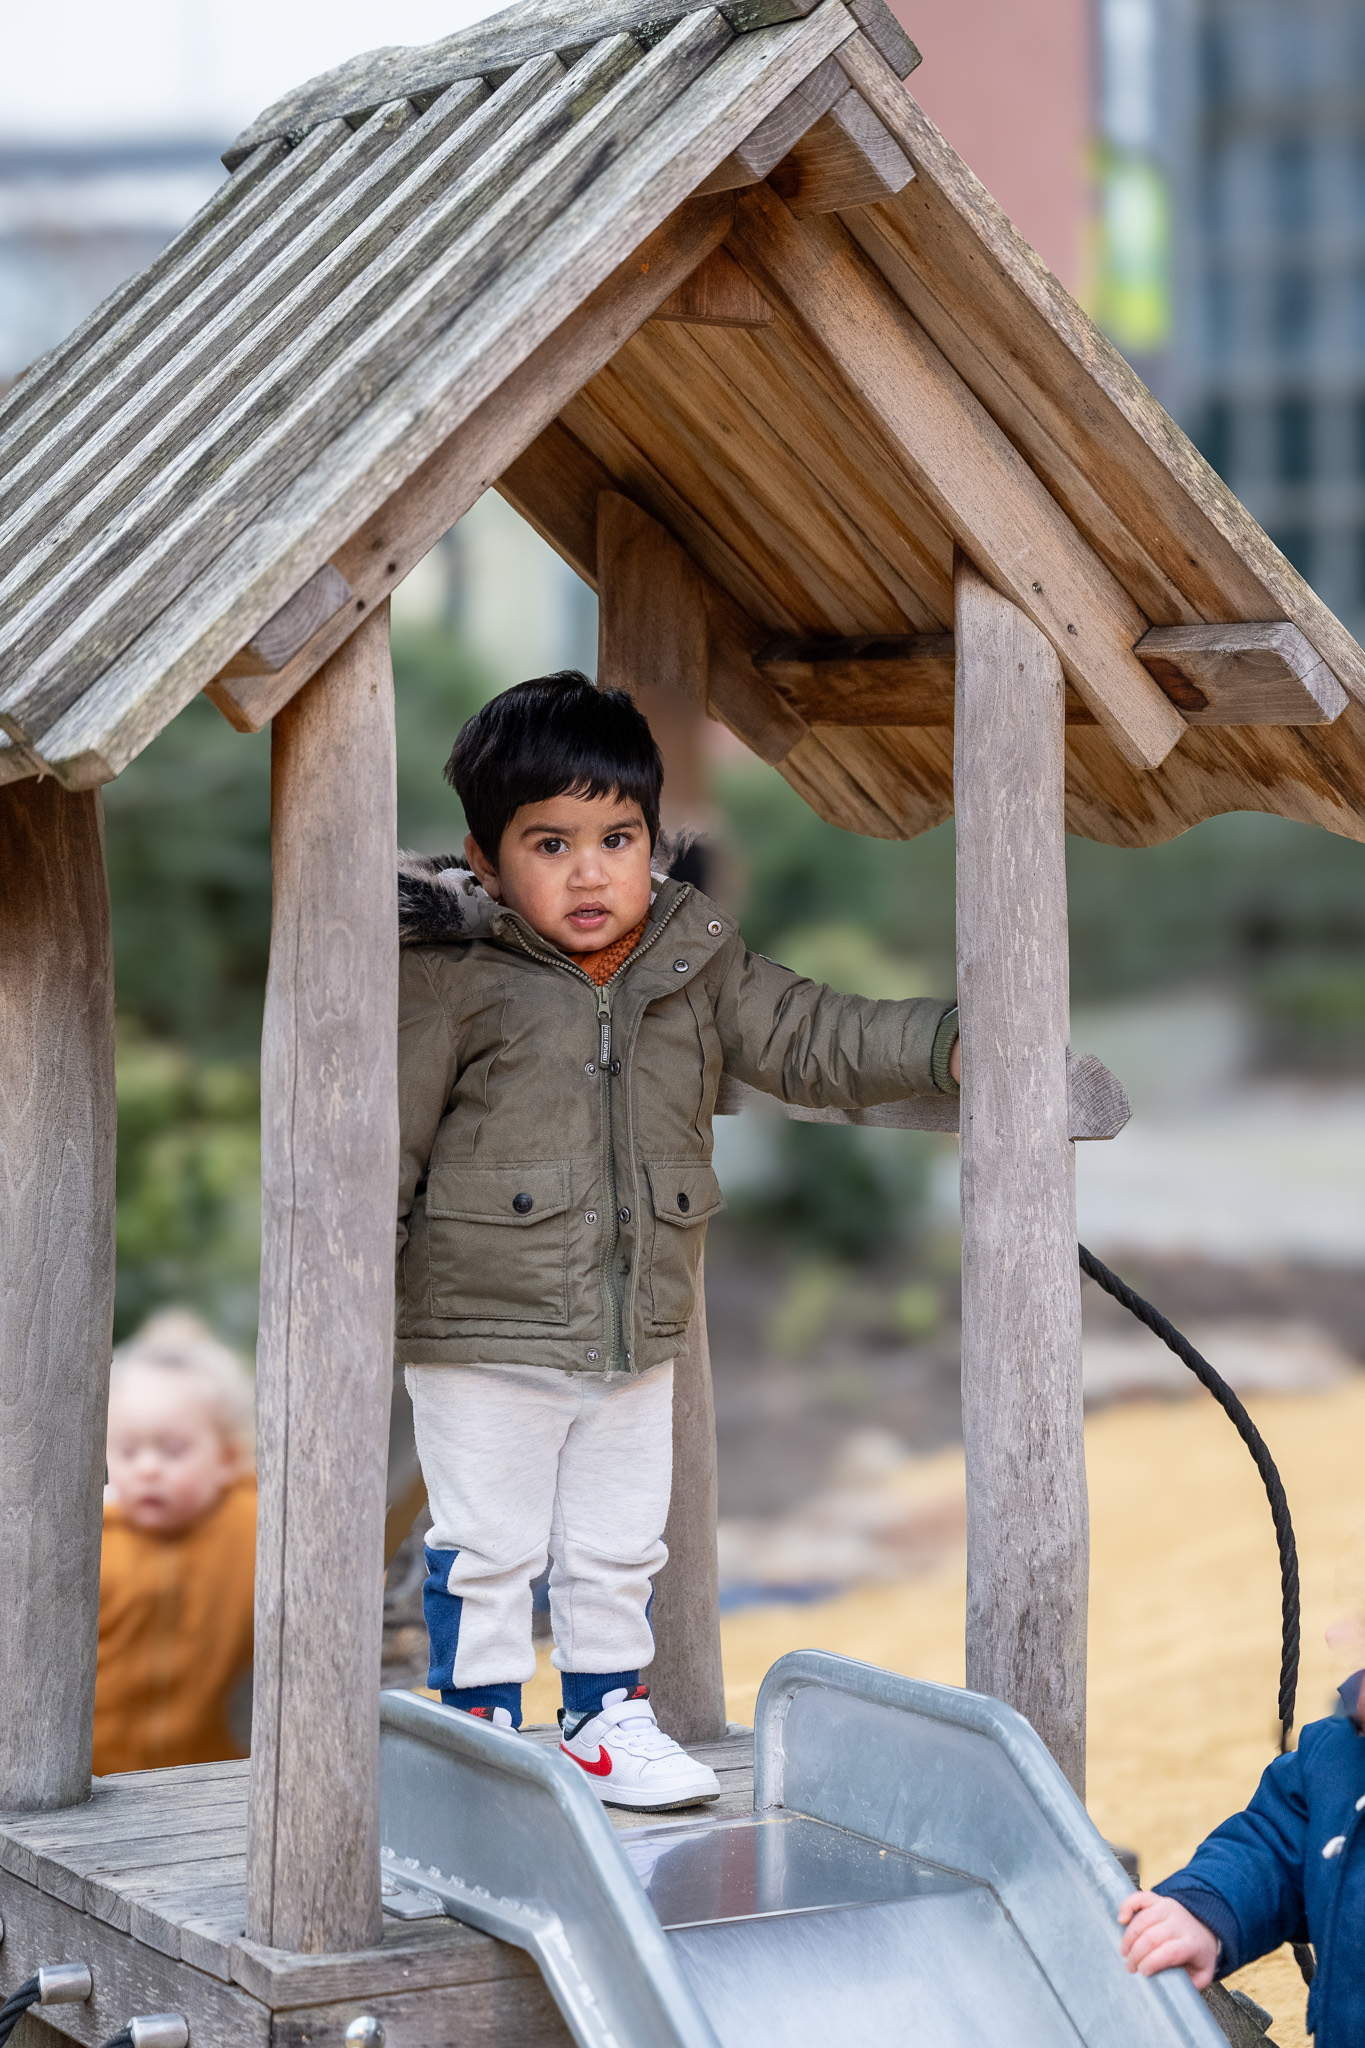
522;1377;1365;2046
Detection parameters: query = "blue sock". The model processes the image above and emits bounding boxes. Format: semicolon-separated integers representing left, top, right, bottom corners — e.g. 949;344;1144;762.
561;1669;641;1720
441;1681;523;1727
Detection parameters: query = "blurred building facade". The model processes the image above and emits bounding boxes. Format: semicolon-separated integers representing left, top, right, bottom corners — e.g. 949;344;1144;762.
1179;0;1365;636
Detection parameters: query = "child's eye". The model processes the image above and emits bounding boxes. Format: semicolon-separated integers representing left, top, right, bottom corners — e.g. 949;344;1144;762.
603;833;628;849
538;837;566;855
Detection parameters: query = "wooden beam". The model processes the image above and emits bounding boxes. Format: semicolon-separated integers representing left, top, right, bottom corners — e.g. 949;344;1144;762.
649;244;774;325
1136;620;1349;726
727;187;1185;770
649;1260;727;1744
205;195;736;736
695;51;848;192
760;647;1098;724
247;603;399;1952
0;779;115;1810
769;86;914;216
954;554;1087;1796
219;565;354;679
495;417;808;766
595;491;726;1743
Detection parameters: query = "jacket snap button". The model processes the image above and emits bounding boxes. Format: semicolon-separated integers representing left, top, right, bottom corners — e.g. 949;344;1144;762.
585;1061;596;1075
585;1210;598;1224
1323;1834;1347;1858
677;1191;690;1212
512;1192;534;1214
586;1349;599;1362
673;959;689;973
610;1059;621;1075
707;920;722;935
619;1206;631;1223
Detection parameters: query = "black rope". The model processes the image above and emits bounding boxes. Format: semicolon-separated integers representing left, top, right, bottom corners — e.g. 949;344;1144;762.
1078;1245;1301;1751
0;1979;41;2047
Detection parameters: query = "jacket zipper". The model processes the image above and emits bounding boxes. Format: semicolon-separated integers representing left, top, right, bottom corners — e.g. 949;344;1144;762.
496;891;692;1372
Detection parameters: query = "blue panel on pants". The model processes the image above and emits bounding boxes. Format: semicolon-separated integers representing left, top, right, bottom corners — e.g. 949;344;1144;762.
422;1544;462;1691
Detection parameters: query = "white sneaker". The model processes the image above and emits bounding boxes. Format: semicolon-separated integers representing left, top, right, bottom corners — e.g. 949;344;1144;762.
558;1686;720;1810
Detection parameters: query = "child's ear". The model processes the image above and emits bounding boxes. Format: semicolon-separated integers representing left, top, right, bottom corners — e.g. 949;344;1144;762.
465;833;501;899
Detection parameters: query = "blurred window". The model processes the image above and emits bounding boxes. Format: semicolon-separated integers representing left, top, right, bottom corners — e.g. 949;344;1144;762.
1271;526;1315;585
1274;397;1313;482
1272;269;1315;357
1356;526;1365;605
1205;267;1234;353
1354;395;1365;476
1200;16;1234;108
1270;139;1313;234
1199;397;1235;479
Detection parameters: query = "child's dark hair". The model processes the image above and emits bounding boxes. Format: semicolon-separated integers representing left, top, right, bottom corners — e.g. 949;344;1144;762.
445;671;663;861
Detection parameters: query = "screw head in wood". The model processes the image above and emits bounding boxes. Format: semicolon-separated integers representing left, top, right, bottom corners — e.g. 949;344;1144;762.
344;2022;386;2046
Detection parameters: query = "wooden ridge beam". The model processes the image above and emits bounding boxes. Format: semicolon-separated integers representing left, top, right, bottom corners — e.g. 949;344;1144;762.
223;0;918;167
726;180;1185;770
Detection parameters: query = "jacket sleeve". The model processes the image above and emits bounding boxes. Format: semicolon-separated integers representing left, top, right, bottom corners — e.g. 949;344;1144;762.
711;942;957;1109
1154;1745;1311;1974
396;950;461;1256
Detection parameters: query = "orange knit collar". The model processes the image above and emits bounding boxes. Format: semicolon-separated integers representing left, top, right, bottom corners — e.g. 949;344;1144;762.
568;916;649;985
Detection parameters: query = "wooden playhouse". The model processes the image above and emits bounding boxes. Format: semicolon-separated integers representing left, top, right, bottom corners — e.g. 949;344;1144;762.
3;0;1365;2037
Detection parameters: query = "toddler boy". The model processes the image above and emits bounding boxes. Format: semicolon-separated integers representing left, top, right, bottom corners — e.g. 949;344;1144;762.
395;672;960;1808
96;1310;256;1774
1118;1667;1365;2048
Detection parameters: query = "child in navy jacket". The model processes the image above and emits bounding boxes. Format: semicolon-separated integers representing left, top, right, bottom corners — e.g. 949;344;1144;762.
1118;1673;1365;2048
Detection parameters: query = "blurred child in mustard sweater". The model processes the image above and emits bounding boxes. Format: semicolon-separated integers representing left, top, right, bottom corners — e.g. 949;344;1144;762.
94;1311;256;1775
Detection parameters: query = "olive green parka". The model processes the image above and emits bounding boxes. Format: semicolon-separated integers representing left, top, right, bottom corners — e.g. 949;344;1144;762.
396;856;957;1375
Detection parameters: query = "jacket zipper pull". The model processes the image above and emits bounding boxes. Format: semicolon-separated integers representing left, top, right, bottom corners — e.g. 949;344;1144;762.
596;984;612;1066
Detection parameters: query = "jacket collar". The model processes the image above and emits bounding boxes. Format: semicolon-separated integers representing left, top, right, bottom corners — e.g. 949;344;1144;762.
1338;1670;1364;1724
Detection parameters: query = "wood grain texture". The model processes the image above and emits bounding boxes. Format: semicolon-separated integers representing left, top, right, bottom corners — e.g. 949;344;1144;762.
247;606;399;1952
954;556;1087;1796
0;781;115;1810
0;1869;268;2048
34;5;855;786
769;85;913;216
598;490;709;823
1136;620;1349;725
727;187;1182;770
647;1260;727;1743
270;1974;574;2048
221;566;355;678
649;243;773;323
694;50;848;191
222;0;823;166
207;197;735;734
0;140;289;458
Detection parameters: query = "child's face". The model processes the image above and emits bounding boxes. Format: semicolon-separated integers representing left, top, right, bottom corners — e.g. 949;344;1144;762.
106;1366;240;1535
466;790;654;955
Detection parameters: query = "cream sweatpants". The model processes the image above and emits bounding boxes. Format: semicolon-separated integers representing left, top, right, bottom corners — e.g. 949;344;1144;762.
406;1360;674;1690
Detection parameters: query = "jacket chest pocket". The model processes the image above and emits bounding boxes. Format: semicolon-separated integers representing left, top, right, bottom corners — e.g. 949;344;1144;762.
644;1160;725;1331
425;1162;570;1324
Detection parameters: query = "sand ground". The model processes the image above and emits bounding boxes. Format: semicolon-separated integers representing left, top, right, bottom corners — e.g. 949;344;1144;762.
524;1379;1365;2046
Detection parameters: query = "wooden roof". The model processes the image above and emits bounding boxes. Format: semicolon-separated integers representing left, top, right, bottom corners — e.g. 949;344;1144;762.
3;0;1365;848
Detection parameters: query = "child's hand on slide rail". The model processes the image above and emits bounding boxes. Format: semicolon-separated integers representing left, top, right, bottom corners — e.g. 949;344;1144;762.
1118;1891;1220;1989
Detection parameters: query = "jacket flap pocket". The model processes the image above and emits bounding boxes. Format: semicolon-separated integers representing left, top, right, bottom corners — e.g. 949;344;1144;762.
645;1160;726;1227
426;1162;570;1225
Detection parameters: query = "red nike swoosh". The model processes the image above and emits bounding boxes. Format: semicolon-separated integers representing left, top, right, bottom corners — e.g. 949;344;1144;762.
562;1742;612;1777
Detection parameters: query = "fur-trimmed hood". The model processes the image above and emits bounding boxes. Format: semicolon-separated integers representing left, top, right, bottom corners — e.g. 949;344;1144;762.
397;853;496;946
397;849;675;948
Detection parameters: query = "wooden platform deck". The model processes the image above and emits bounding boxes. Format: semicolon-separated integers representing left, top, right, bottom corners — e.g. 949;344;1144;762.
0;1727;754;2047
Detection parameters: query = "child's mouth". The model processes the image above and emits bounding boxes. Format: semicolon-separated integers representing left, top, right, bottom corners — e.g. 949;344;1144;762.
569;905;608;927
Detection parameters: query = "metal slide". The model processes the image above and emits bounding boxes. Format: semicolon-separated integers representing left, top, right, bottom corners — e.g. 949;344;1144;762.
378;1651;1226;2048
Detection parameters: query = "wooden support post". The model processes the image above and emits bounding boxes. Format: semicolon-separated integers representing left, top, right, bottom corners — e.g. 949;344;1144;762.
596;492;725;1743
0;780;115;1810
247;604;399;1952
954;555;1088;1796
650;1259;727;1743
